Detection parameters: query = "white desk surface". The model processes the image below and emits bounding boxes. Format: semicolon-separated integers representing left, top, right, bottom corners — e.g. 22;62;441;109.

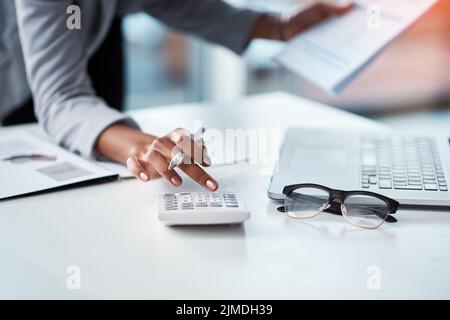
1;92;449;299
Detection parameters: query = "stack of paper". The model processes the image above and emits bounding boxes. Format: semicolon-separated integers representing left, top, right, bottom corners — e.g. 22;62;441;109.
275;0;437;95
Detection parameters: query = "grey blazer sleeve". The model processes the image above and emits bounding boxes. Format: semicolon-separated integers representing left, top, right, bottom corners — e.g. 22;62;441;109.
129;0;262;54
15;0;139;159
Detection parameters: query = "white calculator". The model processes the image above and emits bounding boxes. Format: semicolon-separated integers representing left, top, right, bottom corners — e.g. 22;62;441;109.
158;192;250;226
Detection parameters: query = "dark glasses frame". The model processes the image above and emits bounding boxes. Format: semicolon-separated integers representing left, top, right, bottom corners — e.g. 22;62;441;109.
278;183;400;226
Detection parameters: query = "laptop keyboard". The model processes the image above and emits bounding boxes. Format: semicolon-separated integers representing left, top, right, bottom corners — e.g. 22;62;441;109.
360;135;447;191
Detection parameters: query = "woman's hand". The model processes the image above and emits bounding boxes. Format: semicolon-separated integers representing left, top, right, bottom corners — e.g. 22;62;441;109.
96;125;218;191
127;128;218;191
250;2;353;41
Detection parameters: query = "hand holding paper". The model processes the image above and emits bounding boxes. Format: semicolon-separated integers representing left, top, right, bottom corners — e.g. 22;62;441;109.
249;1;352;41
275;0;438;95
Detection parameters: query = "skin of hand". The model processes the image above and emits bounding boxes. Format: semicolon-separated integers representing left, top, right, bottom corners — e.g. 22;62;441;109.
96;2;353;189
96;125;218;192
249;2;353;41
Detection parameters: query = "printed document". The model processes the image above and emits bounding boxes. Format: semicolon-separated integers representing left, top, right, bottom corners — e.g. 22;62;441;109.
275;0;437;94
0;132;117;200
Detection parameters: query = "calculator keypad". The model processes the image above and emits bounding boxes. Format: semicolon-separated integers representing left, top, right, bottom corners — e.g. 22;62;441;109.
162;193;178;210
224;193;239;207
162;193;240;211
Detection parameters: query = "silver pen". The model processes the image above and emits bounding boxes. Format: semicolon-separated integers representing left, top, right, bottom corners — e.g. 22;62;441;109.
168;127;205;170
2;154;57;163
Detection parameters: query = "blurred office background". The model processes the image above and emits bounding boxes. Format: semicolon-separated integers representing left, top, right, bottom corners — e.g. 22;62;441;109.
122;0;450;122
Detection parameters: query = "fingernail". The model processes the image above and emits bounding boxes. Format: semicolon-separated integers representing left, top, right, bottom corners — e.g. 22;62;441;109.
171;176;181;186
140;172;149;182
204;154;212;166
206;179;218;191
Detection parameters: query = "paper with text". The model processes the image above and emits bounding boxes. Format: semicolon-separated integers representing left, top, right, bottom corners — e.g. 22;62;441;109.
274;0;437;94
0;132;117;200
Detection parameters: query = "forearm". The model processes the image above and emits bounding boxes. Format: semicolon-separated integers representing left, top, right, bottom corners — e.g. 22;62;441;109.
248;3;353;42
16;0;141;158
142;0;261;54
96;124;156;164
248;14;285;41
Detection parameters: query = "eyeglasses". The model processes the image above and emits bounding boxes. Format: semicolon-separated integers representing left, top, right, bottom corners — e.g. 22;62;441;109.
278;184;400;229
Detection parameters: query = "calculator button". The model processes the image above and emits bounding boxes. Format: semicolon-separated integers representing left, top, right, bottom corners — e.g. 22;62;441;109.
164;202;177;207
163;193;175;198
210;203;223;207
165;203;178;207
195;204;208;208
226;203;238;207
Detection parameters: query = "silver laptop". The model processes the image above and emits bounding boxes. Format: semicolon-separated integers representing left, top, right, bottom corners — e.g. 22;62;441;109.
268;128;450;209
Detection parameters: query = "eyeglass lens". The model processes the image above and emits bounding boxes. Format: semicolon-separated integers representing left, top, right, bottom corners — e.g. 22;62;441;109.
342;195;389;228
285;188;330;219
